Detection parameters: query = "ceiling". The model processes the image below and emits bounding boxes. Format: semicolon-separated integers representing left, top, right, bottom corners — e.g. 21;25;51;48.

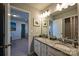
10;3;52;22
11;8;29;22
26;3;51;10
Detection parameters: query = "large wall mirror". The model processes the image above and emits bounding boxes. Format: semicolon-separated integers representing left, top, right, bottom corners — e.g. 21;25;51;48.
49;15;78;48
48;4;78;50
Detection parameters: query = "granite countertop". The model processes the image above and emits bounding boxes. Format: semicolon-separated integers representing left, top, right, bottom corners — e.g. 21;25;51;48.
34;37;78;56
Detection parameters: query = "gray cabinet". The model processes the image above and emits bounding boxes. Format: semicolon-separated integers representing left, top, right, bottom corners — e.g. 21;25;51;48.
47;46;68;56
34;40;41;55
34;39;68;56
40;43;47;56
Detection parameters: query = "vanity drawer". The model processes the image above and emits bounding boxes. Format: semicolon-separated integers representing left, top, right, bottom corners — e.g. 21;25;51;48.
47;46;68;56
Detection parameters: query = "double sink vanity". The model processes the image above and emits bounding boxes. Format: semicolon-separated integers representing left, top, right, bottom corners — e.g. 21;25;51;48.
34;37;78;56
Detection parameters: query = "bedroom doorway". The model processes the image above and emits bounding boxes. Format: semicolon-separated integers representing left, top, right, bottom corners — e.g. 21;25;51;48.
10;6;29;56
21;24;26;38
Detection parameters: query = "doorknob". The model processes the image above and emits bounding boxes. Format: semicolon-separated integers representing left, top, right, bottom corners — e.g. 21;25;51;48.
0;44;11;48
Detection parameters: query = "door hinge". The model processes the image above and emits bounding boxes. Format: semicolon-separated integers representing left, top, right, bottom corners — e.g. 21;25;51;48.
0;44;11;48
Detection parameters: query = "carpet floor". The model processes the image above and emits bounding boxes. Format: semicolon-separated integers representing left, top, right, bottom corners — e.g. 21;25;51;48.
11;39;28;56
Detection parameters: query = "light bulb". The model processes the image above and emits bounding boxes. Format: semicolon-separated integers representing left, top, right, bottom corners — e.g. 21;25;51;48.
13;15;17;17
56;4;60;11
63;5;68;9
43;13;45;17
40;14;42;18
56;4;62;11
47;11;50;16
61;3;68;9
8;14;11;16
44;11;48;17
69;3;75;6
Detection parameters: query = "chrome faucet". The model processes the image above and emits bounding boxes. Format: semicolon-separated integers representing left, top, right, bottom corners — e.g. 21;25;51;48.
73;39;78;48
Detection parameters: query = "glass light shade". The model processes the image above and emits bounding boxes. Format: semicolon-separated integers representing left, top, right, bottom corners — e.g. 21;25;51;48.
8;13;11;16
47;11;50;16
69;3;75;6
13;15;17;17
56;4;62;11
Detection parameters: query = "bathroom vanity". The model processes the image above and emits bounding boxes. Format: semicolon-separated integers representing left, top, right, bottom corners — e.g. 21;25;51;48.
34;37;78;56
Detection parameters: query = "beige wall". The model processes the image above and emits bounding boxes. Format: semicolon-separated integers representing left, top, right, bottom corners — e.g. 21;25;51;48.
10;3;41;54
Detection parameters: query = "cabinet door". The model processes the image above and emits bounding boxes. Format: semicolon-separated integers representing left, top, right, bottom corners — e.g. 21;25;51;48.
34;40;40;56
40;43;47;56
47;46;68;56
47;46;56;56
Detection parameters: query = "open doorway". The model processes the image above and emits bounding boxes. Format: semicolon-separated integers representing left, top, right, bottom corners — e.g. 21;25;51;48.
10;6;29;56
21;24;26;39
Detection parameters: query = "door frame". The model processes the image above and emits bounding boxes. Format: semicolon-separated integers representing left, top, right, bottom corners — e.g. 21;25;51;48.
10;5;31;55
5;4;31;56
5;3;11;56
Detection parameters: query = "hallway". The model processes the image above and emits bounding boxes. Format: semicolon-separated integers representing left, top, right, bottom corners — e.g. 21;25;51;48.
11;39;28;56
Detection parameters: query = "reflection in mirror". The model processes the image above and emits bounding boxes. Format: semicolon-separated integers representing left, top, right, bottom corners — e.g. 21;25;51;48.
49;17;62;40
49;16;78;49
63;16;78;48
49;19;53;39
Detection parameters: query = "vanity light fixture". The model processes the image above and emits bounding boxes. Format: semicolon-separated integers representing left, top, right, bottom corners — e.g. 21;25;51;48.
56;3;76;11
40;10;50;18
56;4;62;11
